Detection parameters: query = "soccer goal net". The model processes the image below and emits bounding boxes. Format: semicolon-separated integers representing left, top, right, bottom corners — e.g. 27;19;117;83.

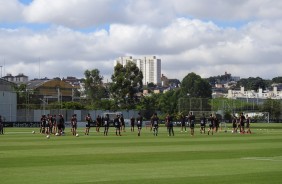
178;98;211;113
186;111;216;119
237;112;270;123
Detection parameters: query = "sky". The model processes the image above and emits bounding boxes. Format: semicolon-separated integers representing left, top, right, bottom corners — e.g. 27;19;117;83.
0;0;282;82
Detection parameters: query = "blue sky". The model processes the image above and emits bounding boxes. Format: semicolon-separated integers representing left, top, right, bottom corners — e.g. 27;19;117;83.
19;0;32;5
0;0;281;81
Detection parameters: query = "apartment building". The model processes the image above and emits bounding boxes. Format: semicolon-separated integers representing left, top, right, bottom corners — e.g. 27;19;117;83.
227;86;282;100
114;56;161;85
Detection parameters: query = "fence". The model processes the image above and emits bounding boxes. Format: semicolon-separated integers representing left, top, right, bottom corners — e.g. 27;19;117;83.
178;98;211;113
0;91;17;122
1;97;282;123
178;98;282;122
12;109;139;123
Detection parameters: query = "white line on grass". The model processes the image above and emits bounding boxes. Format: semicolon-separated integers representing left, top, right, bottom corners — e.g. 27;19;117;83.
4;132;33;134
242;157;282;162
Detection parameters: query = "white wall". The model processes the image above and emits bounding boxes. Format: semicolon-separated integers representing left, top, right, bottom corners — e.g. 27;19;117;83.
0;91;17;122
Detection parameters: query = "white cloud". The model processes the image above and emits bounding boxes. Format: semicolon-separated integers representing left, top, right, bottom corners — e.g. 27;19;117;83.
13;0;282;28
2;0;282;26
0;0;24;22
0;0;282;81
23;0;124;27
172;0;282;21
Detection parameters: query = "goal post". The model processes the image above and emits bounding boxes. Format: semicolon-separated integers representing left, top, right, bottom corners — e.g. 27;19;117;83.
241;112;270;123
178;98;211;114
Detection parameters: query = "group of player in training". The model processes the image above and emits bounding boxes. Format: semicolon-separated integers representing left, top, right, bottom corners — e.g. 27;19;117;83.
0;111;252;137
0;115;4;135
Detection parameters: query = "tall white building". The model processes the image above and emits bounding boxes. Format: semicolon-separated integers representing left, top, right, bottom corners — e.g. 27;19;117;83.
114;56;161;85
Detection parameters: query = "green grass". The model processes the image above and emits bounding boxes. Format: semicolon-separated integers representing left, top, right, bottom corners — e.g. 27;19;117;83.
0;124;282;184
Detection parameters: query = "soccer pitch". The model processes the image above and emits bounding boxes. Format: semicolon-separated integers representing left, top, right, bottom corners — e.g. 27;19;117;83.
0;124;282;184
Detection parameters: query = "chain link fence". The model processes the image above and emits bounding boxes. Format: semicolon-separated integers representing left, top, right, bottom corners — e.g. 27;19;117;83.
1;97;282;124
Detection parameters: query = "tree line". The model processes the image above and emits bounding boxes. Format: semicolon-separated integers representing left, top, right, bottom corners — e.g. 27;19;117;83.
208;75;282;91
14;62;282;121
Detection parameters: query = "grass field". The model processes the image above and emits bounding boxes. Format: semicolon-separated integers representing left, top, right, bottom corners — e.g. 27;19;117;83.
0;124;282;184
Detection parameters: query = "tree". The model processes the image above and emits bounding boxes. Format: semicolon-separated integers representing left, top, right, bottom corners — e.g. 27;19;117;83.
83;69;106;105
110;62;143;109
63;101;85;110
137;93;159;111
13;83;26;105
147;82;156;88
272;76;282;84
158;89;181;114
207;73;232;86
13;84;38;109
260;99;281;121
180;72;212;98
236;77;269;91
136;93;161;119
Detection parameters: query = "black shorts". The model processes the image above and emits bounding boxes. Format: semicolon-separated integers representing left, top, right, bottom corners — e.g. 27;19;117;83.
72;125;77;129
86;124;90;128
57;124;62;130
190;123;195;128
181;122;186;126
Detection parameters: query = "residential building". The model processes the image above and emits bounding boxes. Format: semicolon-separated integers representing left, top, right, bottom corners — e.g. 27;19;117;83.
114;56;161;85
2;73;28;83
114;56;134;66
208;72;240;87
15;73;28;83
161;74;169;87
2;73;14;82
62;76;82;87
0;79;17;121
62;76;84;99
227;86;282;100
25;78;77;103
